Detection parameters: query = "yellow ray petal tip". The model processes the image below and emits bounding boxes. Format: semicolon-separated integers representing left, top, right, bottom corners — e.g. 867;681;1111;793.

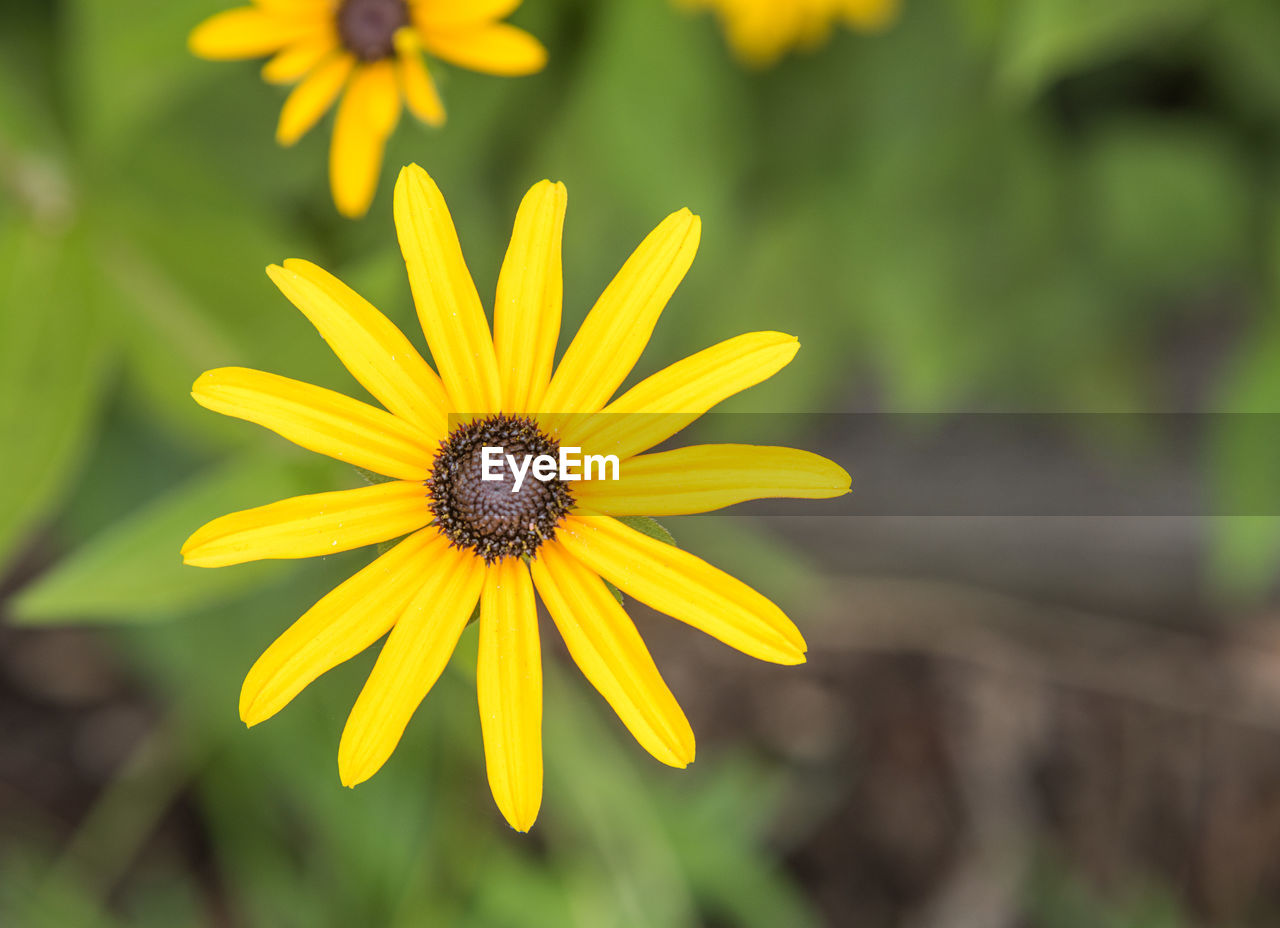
674;208;700;232
666;742;696;769
764;632;808;666
399;162;426;183
190;368;226;395
501;806;540;833
180;527;215;566
338;740;384;788
187;22;219;58
830;462;853;494
338;761;368;789
239;692;267;727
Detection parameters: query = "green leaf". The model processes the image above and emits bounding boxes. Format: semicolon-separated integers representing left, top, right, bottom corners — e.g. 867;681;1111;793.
0;19;65;163
662;758;822;928
616;516;677;547
97;232;250;449
1207;0;1280;120
1082;121;1249;294
995;0;1208;101
64;0;210;157
10;450;326;624
1208;516;1280;601
1207;318;1280;598
535;0;747;219
0;847;123;928
541;668;700;928
94;177;333;447
0;219;113;571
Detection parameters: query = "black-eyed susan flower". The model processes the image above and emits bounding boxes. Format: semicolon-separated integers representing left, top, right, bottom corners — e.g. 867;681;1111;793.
181;165;850;831
679;0;898;68
189;1;545;218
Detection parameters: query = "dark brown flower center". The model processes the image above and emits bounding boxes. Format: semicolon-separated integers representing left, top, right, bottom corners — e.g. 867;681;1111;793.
427;414;575;563
336;0;408;61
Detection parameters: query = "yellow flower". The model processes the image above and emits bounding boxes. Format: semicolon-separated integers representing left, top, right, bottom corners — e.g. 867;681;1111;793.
189;1;546;218
680;0;899;68
181;165;850;831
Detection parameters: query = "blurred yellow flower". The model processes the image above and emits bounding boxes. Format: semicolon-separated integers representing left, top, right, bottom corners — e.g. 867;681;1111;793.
189;1;546;218
680;0;898;67
181;165;849;831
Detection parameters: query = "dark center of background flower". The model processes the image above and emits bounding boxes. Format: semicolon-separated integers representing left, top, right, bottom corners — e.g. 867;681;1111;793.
428;414;575;563
336;0;408;61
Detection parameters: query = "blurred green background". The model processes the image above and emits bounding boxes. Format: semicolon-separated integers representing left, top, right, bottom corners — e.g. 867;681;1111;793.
5;0;1280;926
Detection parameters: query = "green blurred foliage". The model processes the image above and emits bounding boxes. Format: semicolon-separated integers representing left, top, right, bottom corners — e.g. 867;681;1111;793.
1026;850;1196;928
3;0;1280;923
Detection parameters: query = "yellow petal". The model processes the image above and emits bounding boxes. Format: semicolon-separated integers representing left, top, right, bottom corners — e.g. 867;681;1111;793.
239;527;443;725
268;259;450;439
338;543;484;786
562;331;799;459
842;0;900;30
393;164;502;414
422;23;547;76
262;32;337;84
412;0;522;30
276;51;354;145
540;209;700;415
182;480;430;568
477;558;542;831
493;181;566;412
577;444;850;516
189;6;317;60
254;0;330;14
191;367;435;480
393;29;446;127
707;0;828;67
330;60;401;219
530;542;694;767
556;515;806;664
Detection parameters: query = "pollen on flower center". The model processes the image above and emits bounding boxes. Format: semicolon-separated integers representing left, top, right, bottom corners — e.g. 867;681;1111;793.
427;414;575;563
336;0;409;61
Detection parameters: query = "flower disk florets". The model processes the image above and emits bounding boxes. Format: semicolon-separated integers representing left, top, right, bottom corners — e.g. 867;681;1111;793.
427;414;575;563
336;0;408;61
